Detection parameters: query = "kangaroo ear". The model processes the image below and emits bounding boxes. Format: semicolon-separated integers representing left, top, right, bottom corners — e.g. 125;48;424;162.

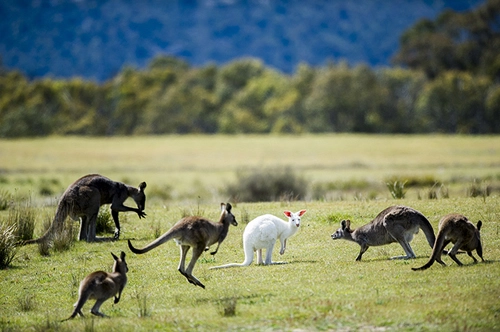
111;252;119;261
220;203;226;212
298;209;306;216
139;182;147;191
283;211;292;218
477;220;482;231
120;251;126;260
341;219;351;230
226;202;232;212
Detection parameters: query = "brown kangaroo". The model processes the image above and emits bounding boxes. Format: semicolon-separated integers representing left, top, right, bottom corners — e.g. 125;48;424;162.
22;174;146;244
331;205;436;261
63;251;128;320
128;203;237;289
412;213;484;271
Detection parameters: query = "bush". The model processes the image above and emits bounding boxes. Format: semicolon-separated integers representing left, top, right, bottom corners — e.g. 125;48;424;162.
225;167;308;202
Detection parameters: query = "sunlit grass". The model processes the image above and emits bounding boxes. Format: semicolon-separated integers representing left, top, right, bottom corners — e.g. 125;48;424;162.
0;134;499;203
0;135;499;330
0;198;499;331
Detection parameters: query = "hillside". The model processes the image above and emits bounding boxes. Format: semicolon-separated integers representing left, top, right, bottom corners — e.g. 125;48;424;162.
0;0;482;81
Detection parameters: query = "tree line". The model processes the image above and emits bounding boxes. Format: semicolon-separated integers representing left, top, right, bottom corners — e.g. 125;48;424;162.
1;0;499;137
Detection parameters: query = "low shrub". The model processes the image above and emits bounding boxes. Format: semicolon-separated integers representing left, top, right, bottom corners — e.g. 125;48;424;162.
225;167;308;202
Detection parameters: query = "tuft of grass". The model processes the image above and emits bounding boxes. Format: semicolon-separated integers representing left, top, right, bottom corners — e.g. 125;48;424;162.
96;208;115;235
217;297;237;317
386;180;407;199
152;218;162;239
134;289;151;318
0;189;12;211
321;212;352;226
17;294;36;312
0;221;17;269
467;179;491;199
9;199;36;242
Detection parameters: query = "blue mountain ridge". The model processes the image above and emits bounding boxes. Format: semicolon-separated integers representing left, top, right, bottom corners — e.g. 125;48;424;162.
0;0;483;82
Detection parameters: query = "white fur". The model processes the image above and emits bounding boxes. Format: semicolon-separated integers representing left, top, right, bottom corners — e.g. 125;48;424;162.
210;209;306;269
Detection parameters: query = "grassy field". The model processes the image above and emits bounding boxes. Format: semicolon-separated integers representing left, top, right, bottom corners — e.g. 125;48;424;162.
0;134;499;331
0;134;499;203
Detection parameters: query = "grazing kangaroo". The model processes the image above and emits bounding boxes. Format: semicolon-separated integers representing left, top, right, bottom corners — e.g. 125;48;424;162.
128;203;237;289
412;213;484;271
210;209;306;269
22;174;146;244
63;251;128;320
331;205;436;261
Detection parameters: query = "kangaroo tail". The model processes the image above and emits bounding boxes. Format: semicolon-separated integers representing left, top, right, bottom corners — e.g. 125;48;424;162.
412;231;446;271
209;242;254;269
417;214;436;249
21;200;69;245
128;229;176;254
209;262;248;269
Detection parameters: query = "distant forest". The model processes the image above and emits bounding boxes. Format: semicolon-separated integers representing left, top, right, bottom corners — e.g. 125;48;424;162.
0;0;499;137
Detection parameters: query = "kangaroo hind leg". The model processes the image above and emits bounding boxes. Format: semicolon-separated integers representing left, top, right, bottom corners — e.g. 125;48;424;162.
90;299;106;317
391;239;416;260
177;245;190;275
184;245;206;289
448;240;465;266
387;226;416;259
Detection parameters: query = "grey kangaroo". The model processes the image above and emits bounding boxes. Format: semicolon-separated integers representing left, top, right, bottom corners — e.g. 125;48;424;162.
331;205;436;261
412;213;483;270
128;203;237;289
63;251;128;320
22;174;146;244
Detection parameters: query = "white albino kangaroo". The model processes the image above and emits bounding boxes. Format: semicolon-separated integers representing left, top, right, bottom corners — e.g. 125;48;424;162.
412;213;484;271
63;251;128;320
128;203;237;289
331;205;436;261
22;174;147;244
210;209;306;269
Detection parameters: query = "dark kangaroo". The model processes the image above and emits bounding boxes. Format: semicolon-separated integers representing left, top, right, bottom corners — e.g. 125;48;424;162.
63;251;128;320
412;213;484;271
128;203;237;289
22;174;146;244
331;205;436;261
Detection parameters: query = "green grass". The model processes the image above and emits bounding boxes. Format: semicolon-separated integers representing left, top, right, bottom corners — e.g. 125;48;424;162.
0;134;499;331
0;134;499;203
0;199;499;331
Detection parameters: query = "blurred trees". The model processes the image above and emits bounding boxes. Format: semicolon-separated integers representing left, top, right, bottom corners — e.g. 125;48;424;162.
1;54;499;137
393;0;500;80
1;0;499;137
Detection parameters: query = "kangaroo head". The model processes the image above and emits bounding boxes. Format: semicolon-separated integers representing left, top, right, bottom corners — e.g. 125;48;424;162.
111;251;129;274
284;209;306;227
131;182;147;211
220;202;238;226
331;219;352;240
